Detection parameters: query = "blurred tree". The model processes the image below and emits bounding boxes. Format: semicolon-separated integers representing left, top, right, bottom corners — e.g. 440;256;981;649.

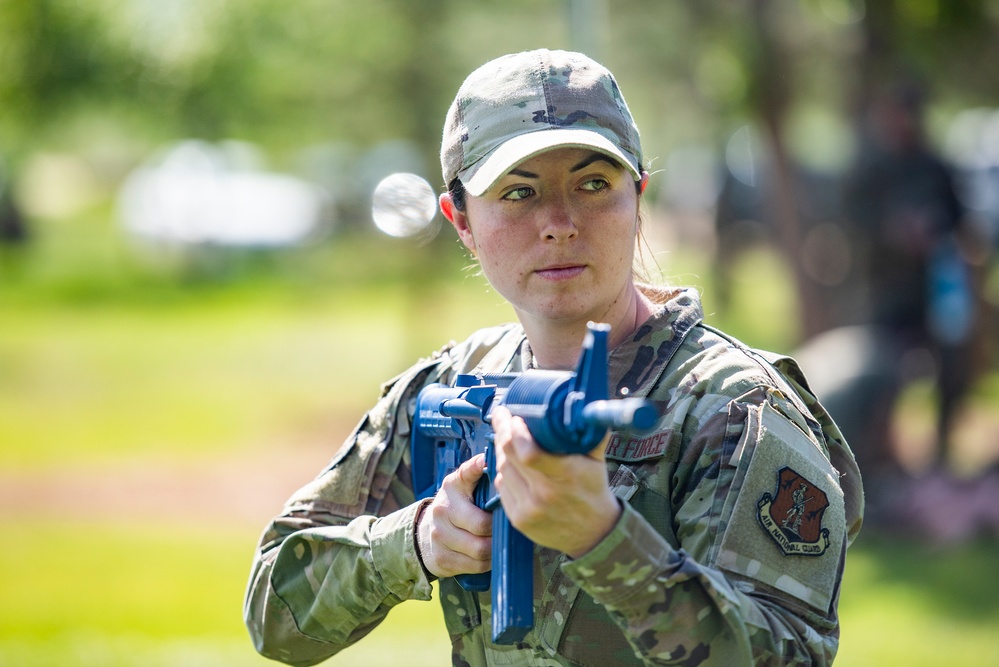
0;0;136;157
853;0;999;111
617;0;999;341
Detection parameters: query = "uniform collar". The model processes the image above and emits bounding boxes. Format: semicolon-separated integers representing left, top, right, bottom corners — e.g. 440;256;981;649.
607;286;703;398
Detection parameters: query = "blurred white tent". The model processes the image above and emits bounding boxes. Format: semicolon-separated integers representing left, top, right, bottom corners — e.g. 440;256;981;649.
117;140;331;248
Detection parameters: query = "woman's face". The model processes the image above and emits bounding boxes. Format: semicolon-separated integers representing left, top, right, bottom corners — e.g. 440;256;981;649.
444;147;645;328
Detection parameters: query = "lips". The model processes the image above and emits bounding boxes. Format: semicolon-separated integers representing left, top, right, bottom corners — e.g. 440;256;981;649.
535;264;586;281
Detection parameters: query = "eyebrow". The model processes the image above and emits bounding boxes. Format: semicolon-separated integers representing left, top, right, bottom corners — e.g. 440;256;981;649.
507;152;620;179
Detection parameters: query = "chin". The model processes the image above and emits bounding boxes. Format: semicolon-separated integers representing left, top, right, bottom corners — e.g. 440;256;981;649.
521;298;600;324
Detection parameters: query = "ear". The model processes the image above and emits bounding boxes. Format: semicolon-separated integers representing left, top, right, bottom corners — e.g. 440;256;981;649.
440;192;476;254
639;171;650;194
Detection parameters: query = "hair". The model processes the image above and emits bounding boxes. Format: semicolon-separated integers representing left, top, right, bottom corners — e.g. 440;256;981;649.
447;177;468;212
446;174;662;285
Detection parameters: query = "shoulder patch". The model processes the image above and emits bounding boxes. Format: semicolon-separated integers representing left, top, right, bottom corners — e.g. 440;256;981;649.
757;467;831;557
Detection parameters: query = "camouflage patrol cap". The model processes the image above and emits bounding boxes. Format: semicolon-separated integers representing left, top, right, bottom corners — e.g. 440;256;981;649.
441;49;643;197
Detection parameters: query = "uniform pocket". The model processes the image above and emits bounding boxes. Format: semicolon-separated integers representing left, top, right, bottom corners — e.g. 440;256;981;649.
439;577;482;638
537;464;667;665
533;464;639;661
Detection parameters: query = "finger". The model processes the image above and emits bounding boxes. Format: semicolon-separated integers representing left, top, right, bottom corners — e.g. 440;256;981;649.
419;502;492;577
431;503;493;558
493;419;547;520
442;488;492;537
440;454;491;536
504;414;560;472
490;406;513;444
491;406;529;482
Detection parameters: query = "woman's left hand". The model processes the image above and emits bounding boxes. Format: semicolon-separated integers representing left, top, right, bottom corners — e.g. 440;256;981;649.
490;406;622;558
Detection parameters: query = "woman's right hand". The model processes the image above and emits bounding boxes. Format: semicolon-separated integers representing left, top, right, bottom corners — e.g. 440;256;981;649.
415;453;493;579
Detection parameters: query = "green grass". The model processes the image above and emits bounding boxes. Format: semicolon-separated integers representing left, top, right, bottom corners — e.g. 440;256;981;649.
0;295;399;467
0;518;996;666
836;535;999;666
0;518;451;667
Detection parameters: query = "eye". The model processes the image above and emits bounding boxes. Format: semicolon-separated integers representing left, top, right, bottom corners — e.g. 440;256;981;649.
502;186;535;201
579;178;610;192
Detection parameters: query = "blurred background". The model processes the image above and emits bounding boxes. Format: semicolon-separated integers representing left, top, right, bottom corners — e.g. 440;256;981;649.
1;0;998;665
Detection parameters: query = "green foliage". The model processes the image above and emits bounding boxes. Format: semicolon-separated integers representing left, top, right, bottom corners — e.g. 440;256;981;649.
5;1;995;163
0;1;132;141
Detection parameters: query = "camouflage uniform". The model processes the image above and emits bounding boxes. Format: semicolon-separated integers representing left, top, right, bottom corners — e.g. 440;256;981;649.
244;286;864;666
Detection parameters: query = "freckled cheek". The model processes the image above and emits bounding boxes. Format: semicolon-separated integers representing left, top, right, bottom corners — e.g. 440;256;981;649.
607;217;639;272
475;236;530;282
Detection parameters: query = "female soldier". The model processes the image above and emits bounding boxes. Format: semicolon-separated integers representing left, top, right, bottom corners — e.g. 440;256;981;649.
244;48;863;666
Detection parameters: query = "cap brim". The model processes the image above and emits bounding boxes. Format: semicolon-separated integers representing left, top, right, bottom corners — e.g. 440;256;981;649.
460;129;642;197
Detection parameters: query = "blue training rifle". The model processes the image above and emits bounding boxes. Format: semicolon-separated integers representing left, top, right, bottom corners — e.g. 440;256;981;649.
410;322;659;644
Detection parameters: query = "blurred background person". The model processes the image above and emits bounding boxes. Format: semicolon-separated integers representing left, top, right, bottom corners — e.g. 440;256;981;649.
840;81;975;478
791;79;998;542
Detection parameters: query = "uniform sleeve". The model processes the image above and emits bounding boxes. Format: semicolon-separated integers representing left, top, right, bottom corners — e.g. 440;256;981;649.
243;361;441;667
562;386;853;666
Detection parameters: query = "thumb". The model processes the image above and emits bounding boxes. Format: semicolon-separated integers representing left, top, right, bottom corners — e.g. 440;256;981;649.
587;432;612;462
453;453;487;493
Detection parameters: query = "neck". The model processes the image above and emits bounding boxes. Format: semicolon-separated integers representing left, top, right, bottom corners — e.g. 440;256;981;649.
520;284;653;370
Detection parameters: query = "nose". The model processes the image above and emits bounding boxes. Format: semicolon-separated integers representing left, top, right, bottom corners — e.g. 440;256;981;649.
539;195;578;242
